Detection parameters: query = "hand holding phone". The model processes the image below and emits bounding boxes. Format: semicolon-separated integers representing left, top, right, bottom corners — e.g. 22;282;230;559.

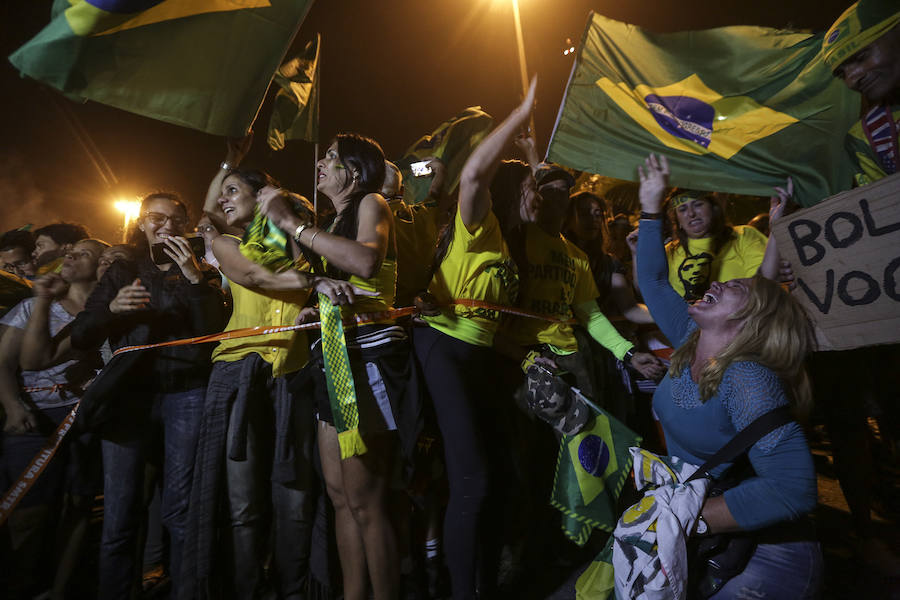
410;160;433;177
151;235;205;265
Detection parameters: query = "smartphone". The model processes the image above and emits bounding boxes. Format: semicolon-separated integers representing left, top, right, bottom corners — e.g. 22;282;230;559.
150;235;206;265
410;160;433;177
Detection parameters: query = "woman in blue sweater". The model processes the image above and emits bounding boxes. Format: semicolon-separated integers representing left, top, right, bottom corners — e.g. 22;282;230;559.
635;154;822;599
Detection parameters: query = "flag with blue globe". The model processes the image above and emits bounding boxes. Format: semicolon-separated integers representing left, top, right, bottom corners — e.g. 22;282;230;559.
550;409;641;546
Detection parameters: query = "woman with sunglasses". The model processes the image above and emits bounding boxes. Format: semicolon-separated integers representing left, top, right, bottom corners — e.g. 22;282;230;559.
70;192;227;600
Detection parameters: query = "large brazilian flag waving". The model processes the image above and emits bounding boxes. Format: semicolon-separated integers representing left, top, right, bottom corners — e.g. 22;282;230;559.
9;0;314;137
547;13;861;207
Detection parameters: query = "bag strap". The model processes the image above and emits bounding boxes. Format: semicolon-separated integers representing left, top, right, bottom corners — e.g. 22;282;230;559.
685;405;793;483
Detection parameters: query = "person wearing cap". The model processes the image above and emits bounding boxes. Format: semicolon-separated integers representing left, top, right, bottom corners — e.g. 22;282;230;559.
816;0;900;581
500;162;665;387
822;0;900;185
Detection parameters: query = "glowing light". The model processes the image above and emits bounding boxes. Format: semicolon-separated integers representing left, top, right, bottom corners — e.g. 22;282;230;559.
114;199;142;241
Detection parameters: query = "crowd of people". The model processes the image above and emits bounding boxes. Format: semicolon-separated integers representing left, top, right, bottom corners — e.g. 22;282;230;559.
0;1;898;599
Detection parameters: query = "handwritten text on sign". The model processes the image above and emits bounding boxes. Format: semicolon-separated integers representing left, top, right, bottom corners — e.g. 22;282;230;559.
772;173;900;351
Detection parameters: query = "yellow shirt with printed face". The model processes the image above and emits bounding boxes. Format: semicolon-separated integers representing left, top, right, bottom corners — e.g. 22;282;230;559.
212;278;311;378
504;224;599;353
665;225;767;301
423;209;519;347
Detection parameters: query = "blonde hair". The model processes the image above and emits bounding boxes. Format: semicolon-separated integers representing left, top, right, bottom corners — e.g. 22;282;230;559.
669;274;816;419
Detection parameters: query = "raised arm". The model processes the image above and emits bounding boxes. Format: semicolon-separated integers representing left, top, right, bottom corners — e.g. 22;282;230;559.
757;177;791;283
635;154;694;344
457;76;537;230
203;134;253;236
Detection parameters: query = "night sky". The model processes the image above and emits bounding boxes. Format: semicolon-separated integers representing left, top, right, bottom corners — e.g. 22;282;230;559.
1;0;853;242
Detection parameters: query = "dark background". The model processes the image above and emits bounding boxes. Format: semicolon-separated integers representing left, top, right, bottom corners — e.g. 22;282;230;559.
0;0;853;242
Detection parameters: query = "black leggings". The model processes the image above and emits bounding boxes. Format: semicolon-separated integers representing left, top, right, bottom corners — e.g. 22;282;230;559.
412;326;504;600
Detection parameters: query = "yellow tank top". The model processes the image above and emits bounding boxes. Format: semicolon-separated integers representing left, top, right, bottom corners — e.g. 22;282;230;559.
212;236;311;377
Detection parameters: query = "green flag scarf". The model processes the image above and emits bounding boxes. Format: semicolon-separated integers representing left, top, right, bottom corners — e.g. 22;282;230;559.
547;12;861;207
267;33;320;150
318;294;367;459
10;0;314;137
397;107;494;206
550;406;641;546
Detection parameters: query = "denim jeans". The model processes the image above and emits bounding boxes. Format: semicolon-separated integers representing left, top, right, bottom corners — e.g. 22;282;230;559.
709;541;823;600
98;387;205;600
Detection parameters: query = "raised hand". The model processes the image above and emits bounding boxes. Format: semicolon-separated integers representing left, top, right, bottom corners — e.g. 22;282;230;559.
769;176;793;225
637;154;670;213
109;278;151;313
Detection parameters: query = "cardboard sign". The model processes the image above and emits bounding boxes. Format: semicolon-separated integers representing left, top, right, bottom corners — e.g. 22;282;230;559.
772;173;900;351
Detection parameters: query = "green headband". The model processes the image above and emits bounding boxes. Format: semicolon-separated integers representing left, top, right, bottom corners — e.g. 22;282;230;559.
669;190;707;208
822;0;900;71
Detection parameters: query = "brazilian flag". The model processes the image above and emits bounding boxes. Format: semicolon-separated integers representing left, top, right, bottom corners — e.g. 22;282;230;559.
267;33;319;150
397;107;494;206
547;13;861;207
9;0;314;137
550;408;640;546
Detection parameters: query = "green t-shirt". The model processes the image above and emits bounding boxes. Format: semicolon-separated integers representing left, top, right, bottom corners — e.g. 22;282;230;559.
665;225;767;301
423;209;518;347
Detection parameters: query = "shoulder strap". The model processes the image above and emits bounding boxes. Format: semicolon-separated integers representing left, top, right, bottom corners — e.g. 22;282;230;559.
685;405;793;483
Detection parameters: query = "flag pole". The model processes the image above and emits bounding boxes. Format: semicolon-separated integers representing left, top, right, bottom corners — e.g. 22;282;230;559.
313;34;321;226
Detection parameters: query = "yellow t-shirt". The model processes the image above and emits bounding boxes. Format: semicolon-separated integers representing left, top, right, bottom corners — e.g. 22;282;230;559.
665;225;767;301
423;209;518;347
212;277;311;378
322;255;397;321
390;199;441;308
504;224;598;353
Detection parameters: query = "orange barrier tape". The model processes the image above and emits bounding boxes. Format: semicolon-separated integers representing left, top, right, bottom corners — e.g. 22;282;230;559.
112;300;574;357
0;402;80;526
2;299;571;516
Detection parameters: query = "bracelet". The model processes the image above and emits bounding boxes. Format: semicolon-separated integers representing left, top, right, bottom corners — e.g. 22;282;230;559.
293;223;308;243
640;211;663;220
220;161;233;171
308;229;320;250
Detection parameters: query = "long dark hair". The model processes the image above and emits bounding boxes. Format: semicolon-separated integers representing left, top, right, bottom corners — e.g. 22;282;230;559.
327;133;386;241
127;192;190;249
323;133;386;279
664;189;734;255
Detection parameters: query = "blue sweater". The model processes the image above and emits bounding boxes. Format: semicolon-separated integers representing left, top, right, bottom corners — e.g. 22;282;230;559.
637;218;816;530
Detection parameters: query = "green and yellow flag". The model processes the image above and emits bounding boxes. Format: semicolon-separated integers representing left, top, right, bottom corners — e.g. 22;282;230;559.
10;0;314;137
397;107;494;206
550;408;640;546
267;33;320;150
547;13;861;207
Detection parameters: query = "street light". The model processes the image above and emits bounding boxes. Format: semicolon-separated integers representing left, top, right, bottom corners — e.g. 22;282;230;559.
114;198;141;242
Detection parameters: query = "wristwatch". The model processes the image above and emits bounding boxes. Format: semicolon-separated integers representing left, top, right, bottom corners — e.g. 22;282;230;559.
622;348;635;365
695;514;709;536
